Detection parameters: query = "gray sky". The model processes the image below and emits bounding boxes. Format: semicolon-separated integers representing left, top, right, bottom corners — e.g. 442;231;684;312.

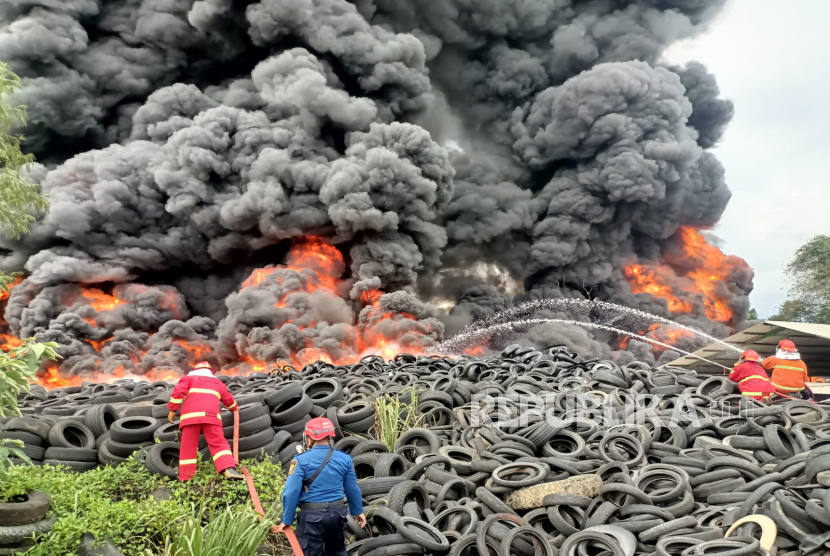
665;0;830;319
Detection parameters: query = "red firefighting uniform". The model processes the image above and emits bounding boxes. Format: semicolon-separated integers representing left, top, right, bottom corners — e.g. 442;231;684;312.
167;371;238;481
729;361;775;401
763;355;808;395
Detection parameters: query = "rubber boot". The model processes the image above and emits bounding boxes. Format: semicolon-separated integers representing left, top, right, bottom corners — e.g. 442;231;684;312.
223;467;245;480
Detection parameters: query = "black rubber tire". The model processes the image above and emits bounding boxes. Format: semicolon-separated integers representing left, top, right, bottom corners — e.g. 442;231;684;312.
0;431;42;447
77;532;126;556
47;421;96;449
144;441;180;479
96;431;111;450
374;453;407;477
3;417;52;442
19;444;45;461
153;423;181;443
0;516;57;544
222;413;271;438
98;440;129;467
237;427;276;452
476;487;518;516
220;403;270;427
359;477;405;496
396;428;441;454
357;535;409;556
44;447;98;463
337;400;374;424
397;517;450;552
264;383;304;410
343;414;375;434
239;433;284;461
270;396;313;426
109;417;160;444
362;544;425;556
0;490;51;527
352;440;389;457
303;378;345;409
43;459;97;472
123;404;155;417
387;481;430;515
84;404;119;437
104;438;153;458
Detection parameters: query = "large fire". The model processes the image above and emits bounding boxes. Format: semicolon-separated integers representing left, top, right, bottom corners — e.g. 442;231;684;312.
3;237;440;389
624;226;745;325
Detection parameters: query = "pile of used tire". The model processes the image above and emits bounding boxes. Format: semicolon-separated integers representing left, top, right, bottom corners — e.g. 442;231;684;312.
3;345;830;556
0;490;53;554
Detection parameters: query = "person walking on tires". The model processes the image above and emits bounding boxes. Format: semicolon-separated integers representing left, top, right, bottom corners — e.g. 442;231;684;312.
167;361;245;481
763;339;811;399
728;350;775;401
274;417;366;556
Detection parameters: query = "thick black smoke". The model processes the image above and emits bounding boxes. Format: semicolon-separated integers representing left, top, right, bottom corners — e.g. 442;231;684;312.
0;0;751;377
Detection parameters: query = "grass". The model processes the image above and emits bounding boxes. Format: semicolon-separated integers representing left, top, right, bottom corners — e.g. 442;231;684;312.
161;504;274;556
373;391;423;452
1;456;287;556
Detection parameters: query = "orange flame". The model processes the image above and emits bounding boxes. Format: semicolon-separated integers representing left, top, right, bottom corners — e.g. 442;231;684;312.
80;288;124;313
623;226;743;324
0;277;23;302
623;265;693;313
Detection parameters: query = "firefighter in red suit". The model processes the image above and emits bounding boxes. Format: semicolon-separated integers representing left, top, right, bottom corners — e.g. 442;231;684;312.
167;361;245;481
728;350;775;402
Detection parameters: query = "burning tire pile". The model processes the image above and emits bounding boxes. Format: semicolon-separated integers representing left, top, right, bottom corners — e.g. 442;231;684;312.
4;345;830;556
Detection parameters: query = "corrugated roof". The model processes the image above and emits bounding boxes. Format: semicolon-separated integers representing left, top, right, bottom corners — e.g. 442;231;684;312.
664;321;830;376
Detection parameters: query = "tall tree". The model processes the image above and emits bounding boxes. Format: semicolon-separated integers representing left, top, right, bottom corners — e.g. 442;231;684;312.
774;235;830;324
0;62;49;292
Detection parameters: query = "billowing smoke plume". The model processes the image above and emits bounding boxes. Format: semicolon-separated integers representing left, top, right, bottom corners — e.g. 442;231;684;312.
0;0;752;382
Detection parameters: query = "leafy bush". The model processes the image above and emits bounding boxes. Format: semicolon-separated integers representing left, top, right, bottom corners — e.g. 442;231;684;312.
0;340;60;417
0;456;287;556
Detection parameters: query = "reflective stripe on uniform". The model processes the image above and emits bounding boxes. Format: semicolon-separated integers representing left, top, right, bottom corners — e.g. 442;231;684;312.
213;450;233;461
228;401;238;410
169;398;184;403
740;375;770;383
188;388;221;398
742;392;764;396
179;459;198;465
180;411;222;421
772;382;803;391
773;365;806;372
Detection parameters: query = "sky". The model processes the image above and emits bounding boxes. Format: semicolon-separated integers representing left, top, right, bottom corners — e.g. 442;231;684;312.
665;0;830;319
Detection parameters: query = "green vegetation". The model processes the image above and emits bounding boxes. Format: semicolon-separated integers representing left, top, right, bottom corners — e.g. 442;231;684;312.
0;340;60;481
747;308;759;321
161;505;273;556
1;340;60;417
373;392;422;452
0;62;49;291
774;235;830;324
1;456;286;556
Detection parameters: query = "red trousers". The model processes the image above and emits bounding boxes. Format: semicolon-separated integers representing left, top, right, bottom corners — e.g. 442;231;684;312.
178;423;235;481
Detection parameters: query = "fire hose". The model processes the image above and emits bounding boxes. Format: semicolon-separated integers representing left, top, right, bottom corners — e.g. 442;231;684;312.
233;410;305;556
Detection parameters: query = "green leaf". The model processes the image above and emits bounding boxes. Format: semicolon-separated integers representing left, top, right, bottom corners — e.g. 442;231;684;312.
32;343;45;360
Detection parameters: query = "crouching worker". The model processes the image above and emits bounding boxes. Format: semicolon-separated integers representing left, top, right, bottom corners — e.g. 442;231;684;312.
729;350;775;402
167;361;244;481
274;417;366;556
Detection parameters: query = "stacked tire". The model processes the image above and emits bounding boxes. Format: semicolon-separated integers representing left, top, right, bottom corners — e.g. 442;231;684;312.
0;490;55;555
100;416;160;467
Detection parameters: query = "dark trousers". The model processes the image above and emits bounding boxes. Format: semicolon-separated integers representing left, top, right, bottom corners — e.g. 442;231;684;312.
296;506;348;556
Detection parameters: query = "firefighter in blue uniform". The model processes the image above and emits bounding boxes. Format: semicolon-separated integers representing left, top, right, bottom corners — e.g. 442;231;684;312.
274;417;366;556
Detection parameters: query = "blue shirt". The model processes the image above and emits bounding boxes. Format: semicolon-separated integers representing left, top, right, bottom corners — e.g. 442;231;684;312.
280;446;364;525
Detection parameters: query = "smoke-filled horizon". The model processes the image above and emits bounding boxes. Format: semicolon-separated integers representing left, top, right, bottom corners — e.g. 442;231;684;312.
0;0;753;382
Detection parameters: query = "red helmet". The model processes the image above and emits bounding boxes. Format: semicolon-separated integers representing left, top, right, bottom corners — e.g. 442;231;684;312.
304;417;336;441
192;361;215;373
778;339;797;352
741;350;760;362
